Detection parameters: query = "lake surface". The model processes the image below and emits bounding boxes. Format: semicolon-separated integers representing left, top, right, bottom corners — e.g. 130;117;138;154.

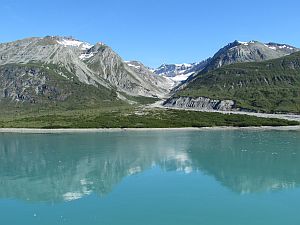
0;130;300;225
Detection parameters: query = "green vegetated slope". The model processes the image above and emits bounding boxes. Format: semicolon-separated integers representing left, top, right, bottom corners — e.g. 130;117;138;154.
0;63;298;128
177;52;300;113
0;63;126;111
0;108;297;128
0;62;298;128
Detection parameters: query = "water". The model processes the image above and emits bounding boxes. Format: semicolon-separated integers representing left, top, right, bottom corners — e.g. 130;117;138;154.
0;130;300;225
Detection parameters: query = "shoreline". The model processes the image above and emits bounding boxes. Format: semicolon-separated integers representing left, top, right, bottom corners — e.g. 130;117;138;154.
0;126;299;133
149;103;300;122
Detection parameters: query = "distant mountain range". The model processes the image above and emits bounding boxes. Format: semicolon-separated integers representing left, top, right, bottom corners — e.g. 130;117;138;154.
154;60;209;82
0;36;299;113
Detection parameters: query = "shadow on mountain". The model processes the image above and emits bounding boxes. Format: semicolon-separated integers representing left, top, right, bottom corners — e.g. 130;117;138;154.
0;130;299;203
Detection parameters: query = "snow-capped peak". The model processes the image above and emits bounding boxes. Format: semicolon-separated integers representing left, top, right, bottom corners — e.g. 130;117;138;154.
237;40;256;46
154;62;201;82
237;41;256;46
174;63;193;67
238;41;249;46
265;43;294;51
57;38;93;50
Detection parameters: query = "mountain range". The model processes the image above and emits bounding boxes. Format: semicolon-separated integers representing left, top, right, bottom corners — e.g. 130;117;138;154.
0;36;174;109
154;60;209;82
155;40;299;82
0;36;299;113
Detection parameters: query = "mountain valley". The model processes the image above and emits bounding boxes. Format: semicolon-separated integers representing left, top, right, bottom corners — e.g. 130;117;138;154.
0;36;299;127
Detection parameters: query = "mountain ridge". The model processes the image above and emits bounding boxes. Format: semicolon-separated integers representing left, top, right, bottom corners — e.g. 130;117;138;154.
0;36;174;107
1;36;300;114
167;51;300;113
155;40;299;83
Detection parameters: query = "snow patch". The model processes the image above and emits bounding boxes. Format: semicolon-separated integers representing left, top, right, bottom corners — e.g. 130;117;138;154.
265;44;294;51
175;63;192;67
162;76;177;87
238;41;249;46
127;63;141;69
79;52;95;60
57;39;93;50
169;72;194;82
267;46;277;50
278;45;294;50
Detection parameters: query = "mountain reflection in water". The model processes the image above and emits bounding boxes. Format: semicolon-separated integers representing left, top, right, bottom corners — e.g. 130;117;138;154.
0;130;299;203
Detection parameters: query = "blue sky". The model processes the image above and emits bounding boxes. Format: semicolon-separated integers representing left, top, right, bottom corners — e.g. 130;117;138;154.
1;0;300;68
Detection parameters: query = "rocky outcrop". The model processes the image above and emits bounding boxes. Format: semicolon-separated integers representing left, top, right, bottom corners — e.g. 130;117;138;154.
0;63;120;106
0;64;62;103
163;96;235;111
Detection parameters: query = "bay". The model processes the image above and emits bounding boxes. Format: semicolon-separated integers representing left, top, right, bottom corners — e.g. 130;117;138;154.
0;130;300;225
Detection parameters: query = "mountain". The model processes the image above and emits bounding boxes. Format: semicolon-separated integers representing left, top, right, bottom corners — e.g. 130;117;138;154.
0;36;173;108
2;37;300;113
165;51;300;113
0;63;120;109
156;40;299;83
154;60;209;82
124;60;175;91
202;40;299;72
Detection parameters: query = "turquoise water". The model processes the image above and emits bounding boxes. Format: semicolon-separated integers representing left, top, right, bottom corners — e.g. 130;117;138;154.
0;130;300;225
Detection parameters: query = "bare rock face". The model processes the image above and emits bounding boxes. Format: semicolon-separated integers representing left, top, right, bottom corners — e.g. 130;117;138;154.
0;64;72;104
86;49;174;98
0;63;117;106
124;61;175;97
0;65;46;103
163;96;235;111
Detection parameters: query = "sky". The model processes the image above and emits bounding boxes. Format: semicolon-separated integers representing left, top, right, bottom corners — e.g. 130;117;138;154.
1;0;300;68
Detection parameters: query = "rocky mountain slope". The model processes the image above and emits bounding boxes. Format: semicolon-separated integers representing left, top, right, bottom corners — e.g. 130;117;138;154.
124;60;175;92
167;51;300;113
0;62;123;109
201;40;299;73
0;36;173;107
